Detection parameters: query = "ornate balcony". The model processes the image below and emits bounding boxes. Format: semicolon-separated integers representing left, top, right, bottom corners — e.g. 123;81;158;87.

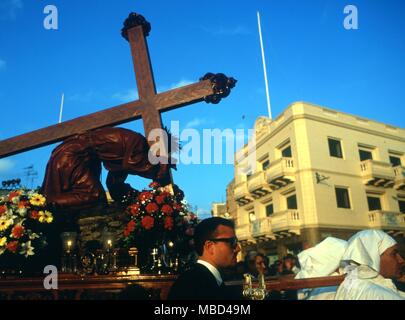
247;172;271;199
368;210;405;235
236;223;255;244
233;181;254;206
393;166;405;191
268;210;301;236
360;160;395;188
250;218;274;242
265;158;295;190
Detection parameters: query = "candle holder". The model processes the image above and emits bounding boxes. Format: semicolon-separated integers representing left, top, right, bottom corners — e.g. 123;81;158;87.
125;247;140;275
101;230;116;273
60;232;78;273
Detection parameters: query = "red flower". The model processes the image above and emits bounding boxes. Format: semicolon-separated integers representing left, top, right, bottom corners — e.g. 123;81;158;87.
18;201;29;209
8;191;20;202
127;220;136;232
11;225;25;239
139;192;153;202
145;202;159;214
0;205;7;216
7;241;19;253
129;204;140;216
162;204;173;216
30;210;39;220
174;203;183;211
155;195;166;205
164;217;174;230
141;216;154;230
123;228;131;237
149;182;160;189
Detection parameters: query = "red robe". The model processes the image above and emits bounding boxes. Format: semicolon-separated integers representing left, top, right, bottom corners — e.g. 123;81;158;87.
42;127;170;210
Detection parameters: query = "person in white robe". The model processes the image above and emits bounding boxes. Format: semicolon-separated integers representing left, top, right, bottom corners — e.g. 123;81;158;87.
335;229;405;300
295;237;347;300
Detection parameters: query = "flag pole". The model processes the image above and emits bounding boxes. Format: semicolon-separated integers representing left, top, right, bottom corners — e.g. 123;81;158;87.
59;93;64;123
257;12;272;120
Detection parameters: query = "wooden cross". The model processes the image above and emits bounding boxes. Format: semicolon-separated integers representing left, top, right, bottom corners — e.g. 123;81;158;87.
0;13;236;162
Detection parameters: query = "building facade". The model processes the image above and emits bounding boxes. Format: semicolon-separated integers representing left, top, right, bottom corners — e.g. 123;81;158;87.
232;102;405;260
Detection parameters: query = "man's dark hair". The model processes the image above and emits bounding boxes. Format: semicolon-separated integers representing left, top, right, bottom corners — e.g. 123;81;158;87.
194;217;235;256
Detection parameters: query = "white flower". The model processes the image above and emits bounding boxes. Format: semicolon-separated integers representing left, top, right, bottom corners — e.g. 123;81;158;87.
29;232;40;240
11;196;20;204
17;207;27;217
20;241;35;257
0;248;5;256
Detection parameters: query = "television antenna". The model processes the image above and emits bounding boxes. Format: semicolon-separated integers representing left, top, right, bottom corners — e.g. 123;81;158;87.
24;165;38;189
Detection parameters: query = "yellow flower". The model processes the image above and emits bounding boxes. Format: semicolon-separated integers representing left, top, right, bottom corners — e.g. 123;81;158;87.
0;237;7;247
30;193;46;207
0;219;12;231
38;211;53;224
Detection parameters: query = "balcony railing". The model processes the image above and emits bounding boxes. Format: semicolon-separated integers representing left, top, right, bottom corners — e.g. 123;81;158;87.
265;158;295;190
393;166;405;191
368;210;405;230
236;223;253;242
250;218;272;238
247;171;271;198
233;181;253;206
269;210;301;234
360;160;395;188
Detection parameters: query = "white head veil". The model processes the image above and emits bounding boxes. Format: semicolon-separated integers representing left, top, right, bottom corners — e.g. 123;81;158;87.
341;229;397;274
296;237;348;279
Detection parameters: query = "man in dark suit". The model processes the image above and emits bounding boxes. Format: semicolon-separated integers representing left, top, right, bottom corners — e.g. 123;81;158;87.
168;217;242;300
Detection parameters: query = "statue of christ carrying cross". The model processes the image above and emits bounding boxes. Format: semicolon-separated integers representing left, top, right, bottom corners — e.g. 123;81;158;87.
41;126;179;211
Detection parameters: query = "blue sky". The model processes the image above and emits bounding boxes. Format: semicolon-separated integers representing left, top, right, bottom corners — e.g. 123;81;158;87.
0;0;404;218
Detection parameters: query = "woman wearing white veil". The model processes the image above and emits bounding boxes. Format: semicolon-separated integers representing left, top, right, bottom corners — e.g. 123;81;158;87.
295;237;347;300
335;229;405;300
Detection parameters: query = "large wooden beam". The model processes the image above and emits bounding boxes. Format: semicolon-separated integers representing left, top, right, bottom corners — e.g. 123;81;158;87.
128;26;156;100
0;80;216;159
0;100;142;158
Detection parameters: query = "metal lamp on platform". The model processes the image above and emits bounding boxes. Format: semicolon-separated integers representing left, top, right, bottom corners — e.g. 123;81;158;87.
60;232;78;273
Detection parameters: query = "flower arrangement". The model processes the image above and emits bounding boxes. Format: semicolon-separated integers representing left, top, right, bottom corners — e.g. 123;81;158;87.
121;182;199;259
0;189;53;258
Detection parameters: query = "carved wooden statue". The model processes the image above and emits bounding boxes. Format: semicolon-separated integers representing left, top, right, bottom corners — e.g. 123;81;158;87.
42;127;176;210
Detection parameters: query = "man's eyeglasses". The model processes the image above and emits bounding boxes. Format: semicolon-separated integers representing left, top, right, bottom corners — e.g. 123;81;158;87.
208;237;239;249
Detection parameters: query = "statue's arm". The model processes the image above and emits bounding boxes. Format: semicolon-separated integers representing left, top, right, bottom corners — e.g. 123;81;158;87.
106;171;135;202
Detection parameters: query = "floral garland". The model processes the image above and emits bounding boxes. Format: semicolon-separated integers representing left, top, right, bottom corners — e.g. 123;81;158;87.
0;190;53;258
122;182;199;256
